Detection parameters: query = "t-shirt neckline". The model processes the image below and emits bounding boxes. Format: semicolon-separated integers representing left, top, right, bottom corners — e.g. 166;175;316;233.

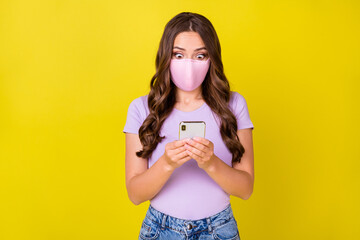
172;101;207;114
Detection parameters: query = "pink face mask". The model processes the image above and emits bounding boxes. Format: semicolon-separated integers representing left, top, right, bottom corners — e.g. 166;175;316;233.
170;58;210;91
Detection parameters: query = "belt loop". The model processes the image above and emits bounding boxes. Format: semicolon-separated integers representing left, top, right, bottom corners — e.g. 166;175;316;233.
206;217;212;233
161;214;167;230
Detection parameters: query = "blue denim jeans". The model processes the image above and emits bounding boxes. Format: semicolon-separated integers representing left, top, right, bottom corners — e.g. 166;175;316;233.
138;203;241;240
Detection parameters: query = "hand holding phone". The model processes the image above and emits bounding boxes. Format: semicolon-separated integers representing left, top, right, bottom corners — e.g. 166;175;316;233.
162;139;192;171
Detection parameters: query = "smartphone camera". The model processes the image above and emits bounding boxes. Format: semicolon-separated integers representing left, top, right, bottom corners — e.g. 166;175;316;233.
181;125;186;131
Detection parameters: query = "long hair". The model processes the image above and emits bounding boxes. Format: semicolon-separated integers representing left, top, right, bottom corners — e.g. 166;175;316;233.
136;12;245;166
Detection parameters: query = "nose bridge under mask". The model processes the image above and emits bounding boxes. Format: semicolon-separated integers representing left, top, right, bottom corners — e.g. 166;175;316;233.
169;58;210;92
184;59;194;79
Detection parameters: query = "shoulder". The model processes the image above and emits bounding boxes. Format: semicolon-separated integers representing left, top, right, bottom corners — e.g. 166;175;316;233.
123;95;150;134
127;94;149;118
228;91;254;130
229;91;246;110
129;94;148;108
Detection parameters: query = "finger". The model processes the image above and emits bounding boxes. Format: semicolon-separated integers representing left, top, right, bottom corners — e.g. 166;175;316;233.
173;150;190;161
185;144;205;158
186;139;208;152
193;136;210;146
186;149;201;162
170;146;187;155
169;139;187;150
178;155;192;165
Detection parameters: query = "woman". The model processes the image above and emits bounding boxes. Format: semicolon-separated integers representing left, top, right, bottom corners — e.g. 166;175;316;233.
123;12;254;240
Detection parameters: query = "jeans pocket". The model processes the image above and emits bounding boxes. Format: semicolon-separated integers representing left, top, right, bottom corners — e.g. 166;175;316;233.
139;217;160;240
212;217;240;240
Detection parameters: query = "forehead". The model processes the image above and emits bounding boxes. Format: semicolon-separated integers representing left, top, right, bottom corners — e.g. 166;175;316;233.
173;31;205;49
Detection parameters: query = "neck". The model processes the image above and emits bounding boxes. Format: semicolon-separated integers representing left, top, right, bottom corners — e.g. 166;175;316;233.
175;87;203;104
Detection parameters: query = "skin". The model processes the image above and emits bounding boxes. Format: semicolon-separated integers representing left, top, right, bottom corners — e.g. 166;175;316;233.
125;31;254;205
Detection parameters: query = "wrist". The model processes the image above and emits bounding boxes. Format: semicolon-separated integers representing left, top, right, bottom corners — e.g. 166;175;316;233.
204;155;219;173
160;155;175;173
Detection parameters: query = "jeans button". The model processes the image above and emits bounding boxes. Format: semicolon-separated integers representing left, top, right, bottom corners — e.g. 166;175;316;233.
187;223;192;230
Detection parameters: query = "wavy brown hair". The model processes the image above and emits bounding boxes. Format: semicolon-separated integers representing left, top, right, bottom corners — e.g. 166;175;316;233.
136;12;246;166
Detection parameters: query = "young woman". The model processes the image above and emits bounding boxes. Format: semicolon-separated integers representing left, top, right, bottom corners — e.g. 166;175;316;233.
123;12;254;240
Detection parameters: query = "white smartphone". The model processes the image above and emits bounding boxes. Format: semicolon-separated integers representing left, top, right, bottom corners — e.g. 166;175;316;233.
179;121;206;140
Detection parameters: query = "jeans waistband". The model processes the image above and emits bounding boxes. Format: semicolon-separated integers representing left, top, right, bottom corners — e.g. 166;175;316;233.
145;204;234;234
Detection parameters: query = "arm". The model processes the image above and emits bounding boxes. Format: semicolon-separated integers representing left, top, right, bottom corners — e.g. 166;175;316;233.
185;128;254;200
208;128;254;199
125;133;174;205
125;133;191;205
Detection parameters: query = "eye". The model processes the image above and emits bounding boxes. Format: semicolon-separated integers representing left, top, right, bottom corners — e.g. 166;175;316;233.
173;52;183;59
196;53;207;60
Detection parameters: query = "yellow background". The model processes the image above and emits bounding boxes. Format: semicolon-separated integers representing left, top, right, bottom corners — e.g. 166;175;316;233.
1;0;359;239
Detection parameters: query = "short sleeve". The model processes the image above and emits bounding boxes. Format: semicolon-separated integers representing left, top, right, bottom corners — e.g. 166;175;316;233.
123;96;148;134
230;92;254;130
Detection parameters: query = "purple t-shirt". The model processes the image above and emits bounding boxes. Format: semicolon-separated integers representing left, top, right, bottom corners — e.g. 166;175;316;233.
123;91;254;220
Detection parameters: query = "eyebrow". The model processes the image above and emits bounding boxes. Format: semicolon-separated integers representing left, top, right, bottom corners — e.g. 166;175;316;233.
173;46;207;51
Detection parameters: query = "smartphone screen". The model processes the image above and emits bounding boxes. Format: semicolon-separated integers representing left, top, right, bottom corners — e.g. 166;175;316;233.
179;121;206;140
